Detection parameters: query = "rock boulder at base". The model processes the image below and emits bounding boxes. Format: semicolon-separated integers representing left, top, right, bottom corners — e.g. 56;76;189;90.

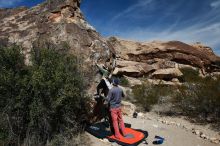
121;101;136;117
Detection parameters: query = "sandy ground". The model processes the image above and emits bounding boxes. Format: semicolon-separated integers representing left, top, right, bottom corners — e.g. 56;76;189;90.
86;113;220;146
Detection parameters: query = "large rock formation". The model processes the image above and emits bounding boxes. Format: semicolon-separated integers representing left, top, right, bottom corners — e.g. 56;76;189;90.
1;0;220;125
0;0;115;66
0;0;220;86
108;37;220;84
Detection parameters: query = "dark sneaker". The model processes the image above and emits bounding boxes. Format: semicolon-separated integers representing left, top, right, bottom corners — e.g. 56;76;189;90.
153;135;165;145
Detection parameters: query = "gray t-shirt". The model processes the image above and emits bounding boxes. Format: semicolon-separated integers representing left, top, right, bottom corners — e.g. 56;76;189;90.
107;86;125;109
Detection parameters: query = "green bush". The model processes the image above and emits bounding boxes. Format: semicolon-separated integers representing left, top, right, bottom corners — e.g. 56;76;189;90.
132;83;174;111
180;67;202;83
175;68;220;122
0;45;89;145
173;75;220;122
132;67;220;124
120;76;129;87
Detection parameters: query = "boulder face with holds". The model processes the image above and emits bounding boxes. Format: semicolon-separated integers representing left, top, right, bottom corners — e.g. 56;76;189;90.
0;0;116;74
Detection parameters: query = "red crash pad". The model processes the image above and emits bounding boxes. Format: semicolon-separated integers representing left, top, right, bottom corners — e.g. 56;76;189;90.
86;122;147;146
107;127;145;146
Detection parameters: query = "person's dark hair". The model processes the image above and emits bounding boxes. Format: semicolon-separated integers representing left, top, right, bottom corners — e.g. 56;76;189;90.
113;78;120;85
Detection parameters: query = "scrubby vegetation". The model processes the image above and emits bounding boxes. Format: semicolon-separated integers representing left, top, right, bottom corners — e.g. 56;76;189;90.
174;68;220;123
0;45;90;145
119;76;130;87
132;83;173;111
133;67;220;124
179;67;202;83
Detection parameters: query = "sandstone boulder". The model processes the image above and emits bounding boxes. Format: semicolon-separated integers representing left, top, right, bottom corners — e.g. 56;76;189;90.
113;60;156;77
108;37;220;78
151;68;183;80
124;76;142;87
0;0;115;68
121;101;136;117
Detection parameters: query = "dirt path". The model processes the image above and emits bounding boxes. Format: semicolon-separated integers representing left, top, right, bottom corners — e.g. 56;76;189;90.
86;113;220;146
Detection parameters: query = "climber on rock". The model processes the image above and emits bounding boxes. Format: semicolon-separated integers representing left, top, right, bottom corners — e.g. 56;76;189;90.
94;61;113;97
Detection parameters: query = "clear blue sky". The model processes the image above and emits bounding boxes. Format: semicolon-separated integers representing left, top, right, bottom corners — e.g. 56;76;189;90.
0;0;220;55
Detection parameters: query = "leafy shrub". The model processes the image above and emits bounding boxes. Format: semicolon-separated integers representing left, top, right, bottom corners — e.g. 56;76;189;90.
132;67;220;124
120;76;129;87
179;67;202;83
173;76;220;122
0;45;90;145
132;83;174;111
175;68;220;122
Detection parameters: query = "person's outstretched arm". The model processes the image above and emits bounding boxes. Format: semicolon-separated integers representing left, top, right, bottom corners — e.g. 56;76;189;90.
96;63;109;76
